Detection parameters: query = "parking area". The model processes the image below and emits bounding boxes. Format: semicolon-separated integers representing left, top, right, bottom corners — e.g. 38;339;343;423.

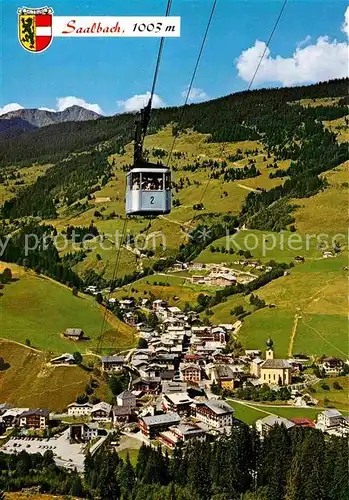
2;429;86;472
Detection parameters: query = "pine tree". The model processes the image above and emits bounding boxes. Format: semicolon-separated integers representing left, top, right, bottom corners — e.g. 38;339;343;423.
118;453;135;496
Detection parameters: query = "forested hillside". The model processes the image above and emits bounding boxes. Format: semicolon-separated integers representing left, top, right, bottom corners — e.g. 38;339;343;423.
0;78;347;361
0;78;347;167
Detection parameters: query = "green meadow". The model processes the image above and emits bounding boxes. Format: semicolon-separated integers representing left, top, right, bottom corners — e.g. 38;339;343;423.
0;266;135;354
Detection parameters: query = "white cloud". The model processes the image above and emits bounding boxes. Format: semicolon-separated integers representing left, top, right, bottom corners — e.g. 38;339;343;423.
0;103;24;115
181;86;208;102
341;6;349;37
117;91;165;113
236;8;349;87
56;96;103;114
39;107;56;112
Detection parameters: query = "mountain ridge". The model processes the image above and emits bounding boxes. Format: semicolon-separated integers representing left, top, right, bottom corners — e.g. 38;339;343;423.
1;104;101;128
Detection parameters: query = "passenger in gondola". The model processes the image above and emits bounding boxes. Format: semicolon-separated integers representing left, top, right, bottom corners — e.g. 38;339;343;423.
132;174;140;190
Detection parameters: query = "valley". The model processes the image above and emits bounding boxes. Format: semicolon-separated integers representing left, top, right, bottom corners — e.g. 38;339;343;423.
0;78;347;420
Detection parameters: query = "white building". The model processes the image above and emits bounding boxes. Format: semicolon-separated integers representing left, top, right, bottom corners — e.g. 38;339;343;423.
90;402;112;422
256;415;295;438
192;399;234;429
67;402;93;417
316;409;344;433
117;390;137;409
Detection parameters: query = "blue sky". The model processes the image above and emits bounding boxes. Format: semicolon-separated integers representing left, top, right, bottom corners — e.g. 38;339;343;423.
1;0;348;115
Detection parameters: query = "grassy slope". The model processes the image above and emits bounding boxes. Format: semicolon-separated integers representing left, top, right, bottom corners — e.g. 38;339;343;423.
0;263;136;354
291;161;349;234
196;228;323;264
311;376;349;410
210;254;348;358
0;340;108;412
229;400;324;425
47;127;285;279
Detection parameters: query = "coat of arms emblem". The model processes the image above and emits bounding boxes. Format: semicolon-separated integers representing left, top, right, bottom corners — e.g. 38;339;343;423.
18;6;53;53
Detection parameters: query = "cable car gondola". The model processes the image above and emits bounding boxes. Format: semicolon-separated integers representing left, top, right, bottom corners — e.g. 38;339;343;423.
126;101;172;216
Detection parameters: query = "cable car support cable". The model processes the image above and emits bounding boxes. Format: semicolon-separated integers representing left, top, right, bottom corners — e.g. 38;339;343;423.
96;0;173;353
166;0;218;170
174;0;289;298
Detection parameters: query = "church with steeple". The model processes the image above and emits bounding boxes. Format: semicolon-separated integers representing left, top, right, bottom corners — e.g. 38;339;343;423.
251;338;292;386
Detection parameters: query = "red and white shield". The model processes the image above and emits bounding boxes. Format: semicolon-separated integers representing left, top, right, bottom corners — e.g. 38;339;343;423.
18;7;54;53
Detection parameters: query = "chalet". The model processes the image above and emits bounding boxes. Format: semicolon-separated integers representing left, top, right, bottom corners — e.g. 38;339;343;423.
210;274;236;286
183;354;202;364
155;346;170;355
132;377;161;394
159;423;206;449
64;328;85;341
139;412;180;439
116;390;137;409
90;402;112;422
1;408;29;428
162;392;192;415
191;275;206;284
19;409;50;429
159;370;176;381
212;353;234;364
112;406;133;425
151;353;179;370
101;355;125;372
161;380;188;394
173;262;188;270
256;415;295;438
50;353;76;365
153;299;168;312
132;359;149;371
192;399;234;429
166;306;183;317
323;251;334;258
138;326;155;338
320;357;343;376
189;262;204;270
180;363;201;383
119;299;135;310
67;402;93;417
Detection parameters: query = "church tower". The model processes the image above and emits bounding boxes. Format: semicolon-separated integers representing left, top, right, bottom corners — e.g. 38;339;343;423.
265;337;274;360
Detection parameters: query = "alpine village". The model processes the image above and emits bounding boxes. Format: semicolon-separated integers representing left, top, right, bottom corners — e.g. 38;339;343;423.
0;9;349;499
